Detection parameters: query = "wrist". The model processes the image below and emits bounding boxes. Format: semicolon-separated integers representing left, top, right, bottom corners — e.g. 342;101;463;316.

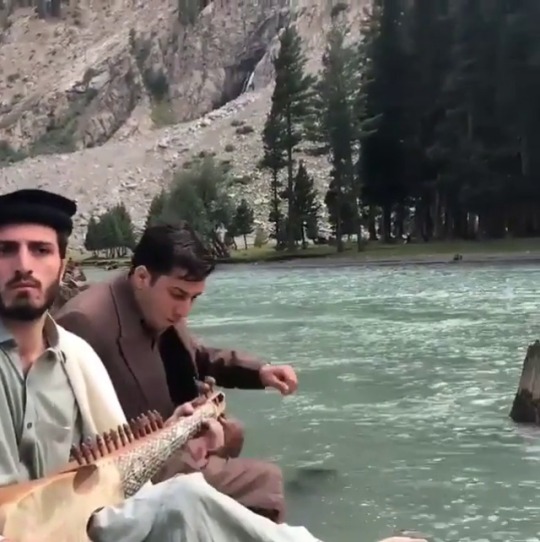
259;362;271;381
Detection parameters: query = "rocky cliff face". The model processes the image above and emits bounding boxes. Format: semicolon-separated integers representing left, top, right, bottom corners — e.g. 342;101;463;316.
0;0;288;148
0;0;369;248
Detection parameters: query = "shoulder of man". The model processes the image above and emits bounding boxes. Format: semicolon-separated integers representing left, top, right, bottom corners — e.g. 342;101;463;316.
56;324;114;381
56;324;98;356
55;279;110;317
54;303;111;359
55;323;106;373
55;323;131;434
55;279;115;334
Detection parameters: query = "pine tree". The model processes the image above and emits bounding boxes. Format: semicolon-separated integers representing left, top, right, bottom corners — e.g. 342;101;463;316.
359;0;410;242
292;161;319;247
230;199;255;250
310;22;358;252
260;106;286;247
145;190;167;229
305;215;319;242
110;203;136;251
352;7;383;248
95;212;123;257
164;156;234;258
271;24;316;250
84;217;99;255
324;182;357;240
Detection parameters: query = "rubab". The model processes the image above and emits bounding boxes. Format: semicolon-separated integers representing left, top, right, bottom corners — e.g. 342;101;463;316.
0;384;226;542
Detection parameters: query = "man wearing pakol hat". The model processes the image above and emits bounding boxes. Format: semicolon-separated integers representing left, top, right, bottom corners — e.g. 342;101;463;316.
0;188;427;542
0;189;282;540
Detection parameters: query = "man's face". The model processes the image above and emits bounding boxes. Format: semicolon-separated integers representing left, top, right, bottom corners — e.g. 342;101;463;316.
134;267;206;332
0;224;65;322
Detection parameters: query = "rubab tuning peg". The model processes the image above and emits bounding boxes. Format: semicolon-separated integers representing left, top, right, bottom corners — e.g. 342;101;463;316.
69;410;165;465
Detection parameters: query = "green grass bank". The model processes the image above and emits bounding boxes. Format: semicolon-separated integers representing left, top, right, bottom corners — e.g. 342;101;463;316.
75;238;540;268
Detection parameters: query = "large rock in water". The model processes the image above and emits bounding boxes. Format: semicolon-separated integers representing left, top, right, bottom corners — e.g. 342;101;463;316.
509;341;540;424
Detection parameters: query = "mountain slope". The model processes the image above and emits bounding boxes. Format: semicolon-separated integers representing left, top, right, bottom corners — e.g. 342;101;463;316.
0;0;369;247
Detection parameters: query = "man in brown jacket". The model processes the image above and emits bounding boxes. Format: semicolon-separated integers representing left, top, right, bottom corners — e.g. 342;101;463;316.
55;222;298;523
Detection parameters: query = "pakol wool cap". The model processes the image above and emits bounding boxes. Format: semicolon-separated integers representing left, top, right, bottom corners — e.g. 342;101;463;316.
0;189;77;235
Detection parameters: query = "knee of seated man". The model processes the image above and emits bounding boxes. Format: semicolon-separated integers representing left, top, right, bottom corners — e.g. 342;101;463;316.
252;460;283;490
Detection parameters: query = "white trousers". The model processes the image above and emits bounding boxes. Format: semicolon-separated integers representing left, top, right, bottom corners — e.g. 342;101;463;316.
0;473;428;542
88;473;323;542
88;473;427;542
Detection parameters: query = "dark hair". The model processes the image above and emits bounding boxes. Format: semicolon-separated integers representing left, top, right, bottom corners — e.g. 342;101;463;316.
130;222;215;281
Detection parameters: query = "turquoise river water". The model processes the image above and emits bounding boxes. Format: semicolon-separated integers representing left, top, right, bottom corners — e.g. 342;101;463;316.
86;264;540;542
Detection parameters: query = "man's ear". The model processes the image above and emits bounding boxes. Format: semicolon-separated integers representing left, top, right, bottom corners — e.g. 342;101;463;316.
131;265;152;289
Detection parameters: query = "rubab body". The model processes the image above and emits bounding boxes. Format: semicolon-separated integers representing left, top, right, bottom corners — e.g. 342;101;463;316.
0;390;226;542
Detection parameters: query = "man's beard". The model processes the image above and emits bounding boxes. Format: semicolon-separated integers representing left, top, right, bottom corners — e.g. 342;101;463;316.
0;274;61;322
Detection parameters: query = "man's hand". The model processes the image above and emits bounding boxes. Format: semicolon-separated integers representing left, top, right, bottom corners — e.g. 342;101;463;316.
167;397;206;422
215;416;244;458
198;419;225;453
259;364;298;395
166;397;225;454
196;377;216;397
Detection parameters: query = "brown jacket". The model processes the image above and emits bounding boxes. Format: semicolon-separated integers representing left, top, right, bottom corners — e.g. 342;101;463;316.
54;272;266;421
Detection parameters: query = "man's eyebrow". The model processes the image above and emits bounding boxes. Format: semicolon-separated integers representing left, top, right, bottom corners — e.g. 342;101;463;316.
28;240;55;247
170;286;189;294
0;240;53;246
169;286;202;298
